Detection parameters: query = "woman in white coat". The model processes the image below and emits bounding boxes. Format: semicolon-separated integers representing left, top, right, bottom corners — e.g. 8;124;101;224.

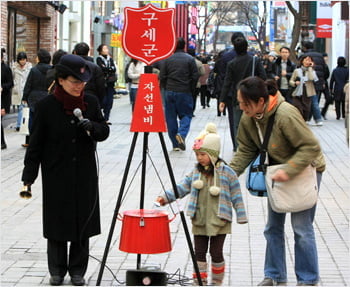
12;52;32;131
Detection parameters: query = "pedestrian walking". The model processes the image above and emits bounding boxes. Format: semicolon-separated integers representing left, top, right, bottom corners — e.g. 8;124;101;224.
21;54;110;286
289;55;322;125
199;57;212;109
127;58;146;111
265;51;277;80
330;56;349;120
229;76;325;286
155;123;247;286
1;48;14;150
46;49;68;94
302;41;329;123
187;48;204;116
214;32;244;149
212;50;226;117
74;42;106;106
219;36;266;151
22;48;52;147
273;46;296;103
96;44;118;124
160;37;199;151
320;53;333;119
11;52;32;131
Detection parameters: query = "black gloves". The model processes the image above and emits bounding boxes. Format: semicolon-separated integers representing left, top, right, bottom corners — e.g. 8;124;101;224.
78;119;94;132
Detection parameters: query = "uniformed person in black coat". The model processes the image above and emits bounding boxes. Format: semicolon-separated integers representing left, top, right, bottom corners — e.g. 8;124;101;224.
21;54;110;286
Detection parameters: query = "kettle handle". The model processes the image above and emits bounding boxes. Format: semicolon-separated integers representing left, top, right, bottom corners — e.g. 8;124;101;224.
117;213;123;221
168;214;176;222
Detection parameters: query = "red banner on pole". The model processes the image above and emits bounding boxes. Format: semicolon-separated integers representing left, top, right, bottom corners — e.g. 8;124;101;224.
130;73;166;132
122;4;176;65
316;18;332;38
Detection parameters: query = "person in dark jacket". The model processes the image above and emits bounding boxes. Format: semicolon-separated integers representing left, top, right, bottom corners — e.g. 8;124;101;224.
74;42;106;106
21;54;109;286
330;56;349;120
1;48;14;149
219;36;266;151
46;49;68;94
22;48;52;147
96;44;118;123
159;37;199;151
212;50;227;117
265;51;277;79
214;32;244;149
273;46;296;103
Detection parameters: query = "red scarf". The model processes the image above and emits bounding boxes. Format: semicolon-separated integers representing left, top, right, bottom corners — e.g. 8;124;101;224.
54;85;87;115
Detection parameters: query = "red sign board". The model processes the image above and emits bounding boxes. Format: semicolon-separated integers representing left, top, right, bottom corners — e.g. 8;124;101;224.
316;18;332;38
122;4;176;65
130;73;166;132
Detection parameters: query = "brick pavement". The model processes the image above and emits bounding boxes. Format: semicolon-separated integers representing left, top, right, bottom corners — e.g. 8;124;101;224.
1;95;349;286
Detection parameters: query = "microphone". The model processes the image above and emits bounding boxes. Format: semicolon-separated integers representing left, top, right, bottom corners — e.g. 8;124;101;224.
73;108;90;136
73;108;84;121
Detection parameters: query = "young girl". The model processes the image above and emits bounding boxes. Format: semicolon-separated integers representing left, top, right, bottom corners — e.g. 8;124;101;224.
156;123;248;286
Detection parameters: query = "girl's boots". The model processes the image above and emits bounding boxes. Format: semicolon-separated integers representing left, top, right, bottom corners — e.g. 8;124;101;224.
192;261;208;285
211;261;225;286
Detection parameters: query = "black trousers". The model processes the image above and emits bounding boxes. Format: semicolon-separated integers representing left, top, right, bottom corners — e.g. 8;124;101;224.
194;234;226;263
47;239;89;277
225;100;237;151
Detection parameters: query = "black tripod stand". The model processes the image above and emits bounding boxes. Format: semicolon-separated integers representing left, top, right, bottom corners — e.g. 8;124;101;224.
96;72;203;286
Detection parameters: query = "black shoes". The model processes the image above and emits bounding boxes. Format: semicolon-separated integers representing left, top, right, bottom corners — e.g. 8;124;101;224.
49;275;64;286
71;275;85;286
175;134;186;151
1;143;7;150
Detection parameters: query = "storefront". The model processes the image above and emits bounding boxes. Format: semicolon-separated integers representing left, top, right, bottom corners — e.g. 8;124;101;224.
1;1;57;64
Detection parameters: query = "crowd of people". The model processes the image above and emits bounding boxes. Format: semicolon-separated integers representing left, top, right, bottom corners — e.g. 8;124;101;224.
1;34;349;287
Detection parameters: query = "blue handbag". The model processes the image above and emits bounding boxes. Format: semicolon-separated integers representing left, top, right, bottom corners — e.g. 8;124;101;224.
246;154;268;197
245;112;276;197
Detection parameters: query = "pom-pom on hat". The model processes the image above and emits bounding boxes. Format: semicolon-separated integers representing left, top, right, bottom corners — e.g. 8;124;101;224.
55;54;91;82
193;122;221;160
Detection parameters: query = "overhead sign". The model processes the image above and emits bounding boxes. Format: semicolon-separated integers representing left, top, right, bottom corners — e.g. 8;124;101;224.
122;4;176;65
316;1;332;38
316;18;332;38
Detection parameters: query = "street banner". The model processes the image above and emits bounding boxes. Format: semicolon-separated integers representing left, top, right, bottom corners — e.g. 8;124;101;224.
130;73;167;132
110;33;122;48
316;1;332;38
122;3;176;65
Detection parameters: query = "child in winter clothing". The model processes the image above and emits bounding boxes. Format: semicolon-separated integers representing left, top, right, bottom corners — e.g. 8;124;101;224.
156;123;248;285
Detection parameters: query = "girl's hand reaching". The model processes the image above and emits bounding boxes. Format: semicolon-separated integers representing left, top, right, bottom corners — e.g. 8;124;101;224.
155;196;166;206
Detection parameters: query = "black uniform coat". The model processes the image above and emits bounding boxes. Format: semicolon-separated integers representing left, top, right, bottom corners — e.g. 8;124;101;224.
22;93;109;241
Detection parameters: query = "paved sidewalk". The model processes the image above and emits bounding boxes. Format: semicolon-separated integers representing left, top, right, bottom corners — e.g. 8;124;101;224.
1;95;349;286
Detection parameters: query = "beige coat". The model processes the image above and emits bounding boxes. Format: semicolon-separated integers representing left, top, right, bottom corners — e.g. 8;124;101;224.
289;67;317;97
11;61;32;105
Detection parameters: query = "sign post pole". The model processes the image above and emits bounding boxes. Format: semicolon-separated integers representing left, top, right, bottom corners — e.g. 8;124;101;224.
96;4;203;285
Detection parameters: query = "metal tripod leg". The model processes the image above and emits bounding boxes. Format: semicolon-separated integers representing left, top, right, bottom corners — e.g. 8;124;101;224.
158;132;203;286
96;132;139;286
96;131;202;286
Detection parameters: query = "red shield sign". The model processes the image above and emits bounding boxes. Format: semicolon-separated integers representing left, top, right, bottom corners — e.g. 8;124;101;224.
122;4;176;65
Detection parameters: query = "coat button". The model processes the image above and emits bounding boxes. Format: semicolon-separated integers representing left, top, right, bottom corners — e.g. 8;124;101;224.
72;157;76;161
71;120;75;124
72;138;76;143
